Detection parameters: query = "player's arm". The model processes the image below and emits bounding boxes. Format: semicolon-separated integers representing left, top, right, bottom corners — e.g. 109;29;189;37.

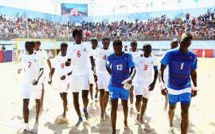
191;57;198;97
33;68;44;85
65;58;71;66
106;56;112;75
149;66;158;91
47;59;51;71
129;67;136;80
48;68;55;85
159;52;170;95
122;54;136;89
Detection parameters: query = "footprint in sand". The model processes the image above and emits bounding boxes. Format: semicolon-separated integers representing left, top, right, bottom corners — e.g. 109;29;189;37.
11;116;22;120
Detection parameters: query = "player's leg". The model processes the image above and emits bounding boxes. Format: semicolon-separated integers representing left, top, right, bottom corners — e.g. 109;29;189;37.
89;84;94;100
104;91;109;117
95;82;99;102
135;95;142;122
169;104;176;128
139;97;148;124
35;99;41;124
23;99;30;131
111;98;118;134
121;100;129;127
82;90;90;120
134;83;143;122
71;75;83;126
109;85;120;134
181;103;190;134
73;92;83;126
167;93;179;132
120;87;130;127
59;93;63;100
180;93;191;134
61;93;68;118
129;86;134;111
40;84;44;109
99;89;105;119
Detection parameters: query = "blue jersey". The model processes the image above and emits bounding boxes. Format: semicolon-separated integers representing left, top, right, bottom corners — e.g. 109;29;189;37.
161;49;197;90
106;52;135;88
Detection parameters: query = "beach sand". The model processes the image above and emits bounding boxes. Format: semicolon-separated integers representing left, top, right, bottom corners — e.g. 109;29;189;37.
0;58;215;134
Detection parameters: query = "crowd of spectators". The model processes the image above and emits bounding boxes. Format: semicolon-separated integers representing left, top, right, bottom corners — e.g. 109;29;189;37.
0;11;215;41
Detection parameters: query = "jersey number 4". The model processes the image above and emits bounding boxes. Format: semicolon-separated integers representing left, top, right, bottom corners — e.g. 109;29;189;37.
116;64;123;70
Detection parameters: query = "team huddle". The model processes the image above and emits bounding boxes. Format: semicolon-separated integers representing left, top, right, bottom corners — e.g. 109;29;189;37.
18;29;198;134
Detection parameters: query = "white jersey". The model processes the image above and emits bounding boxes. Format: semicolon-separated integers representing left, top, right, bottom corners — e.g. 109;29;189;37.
95;48;112;72
34;49;48;68
67;42;92;75
52;55;71;78
22;53;42;84
129;50;142;63
136;54;158;81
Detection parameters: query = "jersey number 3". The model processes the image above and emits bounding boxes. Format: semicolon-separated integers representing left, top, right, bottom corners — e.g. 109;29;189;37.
143;65;148;70
116;64;123;70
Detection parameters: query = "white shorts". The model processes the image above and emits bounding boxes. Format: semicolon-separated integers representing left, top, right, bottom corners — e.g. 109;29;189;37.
97;71;110;91
134;80;152;99
57;77;70;93
89;69;94;84
70;71;89;93
22;83;42;99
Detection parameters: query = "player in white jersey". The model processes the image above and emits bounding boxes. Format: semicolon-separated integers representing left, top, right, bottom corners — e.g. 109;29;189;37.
135;44;158;124
94;37;111;120
66;29;95;126
48;43;72;119
18;41;44;133
129;41;141;113
34;41;51;109
89;39;99;102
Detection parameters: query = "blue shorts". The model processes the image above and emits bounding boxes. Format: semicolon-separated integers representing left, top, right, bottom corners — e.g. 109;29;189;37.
168;93;191;105
108;85;129;100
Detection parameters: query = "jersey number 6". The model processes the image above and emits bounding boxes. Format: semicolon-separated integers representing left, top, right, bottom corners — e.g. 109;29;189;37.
77;51;81;57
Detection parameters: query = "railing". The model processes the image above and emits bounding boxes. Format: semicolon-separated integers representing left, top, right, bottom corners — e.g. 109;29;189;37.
0;33;215;41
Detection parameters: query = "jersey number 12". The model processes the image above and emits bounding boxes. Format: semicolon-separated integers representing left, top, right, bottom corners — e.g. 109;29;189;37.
116;64;123;70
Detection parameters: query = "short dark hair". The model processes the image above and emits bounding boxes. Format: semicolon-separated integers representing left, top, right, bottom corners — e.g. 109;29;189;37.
25;41;35;47
61;42;68;47
91;39;98;43
102;37;110;43
143;43;151;49
113;40;122;47
181;32;193;42
34;41;41;45
171;38;178;45
72;29;83;39
130;40;137;46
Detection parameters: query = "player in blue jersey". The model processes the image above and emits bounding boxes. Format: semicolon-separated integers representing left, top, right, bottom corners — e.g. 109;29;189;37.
106;40;136;134
160;33;198;134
